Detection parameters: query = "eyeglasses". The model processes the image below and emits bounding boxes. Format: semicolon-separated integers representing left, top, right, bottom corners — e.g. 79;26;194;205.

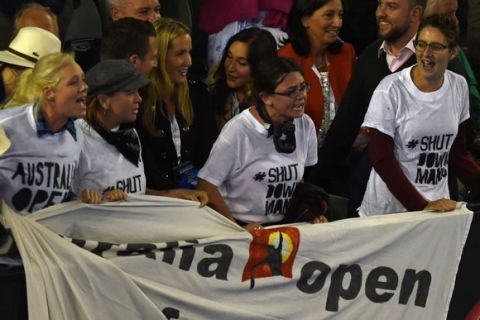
413;40;449;53
272;83;311;99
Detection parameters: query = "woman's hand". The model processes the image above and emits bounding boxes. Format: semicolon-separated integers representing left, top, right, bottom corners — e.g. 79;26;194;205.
244;222;264;232
424;199;457;212
81;188;127;204
312;215;328;224
166;188;209;207
103;189;128;202
81;188;103;204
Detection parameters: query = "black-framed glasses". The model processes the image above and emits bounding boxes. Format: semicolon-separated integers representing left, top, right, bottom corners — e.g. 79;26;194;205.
272;83;311;99
413;40;449;53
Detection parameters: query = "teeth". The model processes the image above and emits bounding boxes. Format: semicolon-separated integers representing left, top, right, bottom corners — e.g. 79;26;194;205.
422;61;434;69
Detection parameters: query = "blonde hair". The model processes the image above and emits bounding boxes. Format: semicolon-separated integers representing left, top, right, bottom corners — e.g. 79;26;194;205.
140;17;193;136
3;53;76;109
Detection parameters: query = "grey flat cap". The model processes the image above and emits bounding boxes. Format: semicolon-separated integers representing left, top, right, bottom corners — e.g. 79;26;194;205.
86;59;150;97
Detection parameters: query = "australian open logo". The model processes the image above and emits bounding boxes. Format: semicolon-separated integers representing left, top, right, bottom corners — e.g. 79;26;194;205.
242;227;300;289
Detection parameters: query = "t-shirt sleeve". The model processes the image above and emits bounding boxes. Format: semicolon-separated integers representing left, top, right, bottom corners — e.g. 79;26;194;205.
305;116;318;167
72;149;100;194
459;77;470;123
362;87;396;138
197;134;237;187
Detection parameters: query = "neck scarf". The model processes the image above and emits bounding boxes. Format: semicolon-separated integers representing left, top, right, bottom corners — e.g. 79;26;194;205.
94;123;140;167
256;103;296;154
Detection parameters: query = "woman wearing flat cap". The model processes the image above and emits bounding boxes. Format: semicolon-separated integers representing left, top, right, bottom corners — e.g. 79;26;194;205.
74;59;208;205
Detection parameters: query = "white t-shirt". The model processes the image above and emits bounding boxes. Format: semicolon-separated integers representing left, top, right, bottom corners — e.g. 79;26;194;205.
0;104;84;215
73;120;146;195
198;108;318;223
359;66;469;216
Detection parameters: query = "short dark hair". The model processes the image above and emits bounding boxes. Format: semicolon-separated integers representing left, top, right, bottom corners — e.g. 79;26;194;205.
254;57;303;95
101;18;156;60
416;14;459;48
285;0;343;57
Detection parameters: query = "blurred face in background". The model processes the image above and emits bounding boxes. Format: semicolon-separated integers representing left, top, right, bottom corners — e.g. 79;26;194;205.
111;0;161;23
224;41;251;90
425;0;458;25
132;36;158;76
301;0;343;48
16;6;59;36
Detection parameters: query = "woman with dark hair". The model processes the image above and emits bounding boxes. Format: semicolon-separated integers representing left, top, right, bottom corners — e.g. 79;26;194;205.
208;27;277;129
197;56;318;230
137;18;217;191
278;0;356;143
359;14;480;216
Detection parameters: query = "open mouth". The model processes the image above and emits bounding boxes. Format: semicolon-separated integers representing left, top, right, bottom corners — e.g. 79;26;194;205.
326;29;339;37
292;102;305;111
421;60;435;71
76;96;86;108
377;20;390;30
226;74;237;81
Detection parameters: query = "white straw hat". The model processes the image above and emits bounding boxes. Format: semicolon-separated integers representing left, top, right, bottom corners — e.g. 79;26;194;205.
0;27;61;69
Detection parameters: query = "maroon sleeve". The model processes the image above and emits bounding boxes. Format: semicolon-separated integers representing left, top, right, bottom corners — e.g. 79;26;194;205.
368;128;428;210
450;122;480;189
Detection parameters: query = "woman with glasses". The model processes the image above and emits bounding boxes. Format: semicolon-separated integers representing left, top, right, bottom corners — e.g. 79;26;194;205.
278;0;356;144
197;56;318;230
359;14;480;216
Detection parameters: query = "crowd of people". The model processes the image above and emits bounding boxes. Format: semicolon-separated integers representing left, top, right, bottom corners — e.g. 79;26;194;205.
0;0;479;319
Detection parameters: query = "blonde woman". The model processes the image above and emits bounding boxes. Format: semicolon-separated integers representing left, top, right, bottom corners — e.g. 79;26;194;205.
0;52;106;214
137;18;217;191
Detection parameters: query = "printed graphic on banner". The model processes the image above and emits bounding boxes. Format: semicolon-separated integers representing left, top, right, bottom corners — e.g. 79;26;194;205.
242;227;300;289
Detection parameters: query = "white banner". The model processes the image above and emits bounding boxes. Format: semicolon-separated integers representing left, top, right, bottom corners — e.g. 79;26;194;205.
2;194;472;320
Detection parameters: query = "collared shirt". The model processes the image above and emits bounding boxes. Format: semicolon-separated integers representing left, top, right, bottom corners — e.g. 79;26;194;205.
378;35;416;72
35;105;77;141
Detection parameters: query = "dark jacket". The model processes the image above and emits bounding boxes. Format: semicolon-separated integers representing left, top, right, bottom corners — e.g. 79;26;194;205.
137;77;218;190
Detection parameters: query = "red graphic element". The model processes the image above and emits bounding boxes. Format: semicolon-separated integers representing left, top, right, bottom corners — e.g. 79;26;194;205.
242;227;300;289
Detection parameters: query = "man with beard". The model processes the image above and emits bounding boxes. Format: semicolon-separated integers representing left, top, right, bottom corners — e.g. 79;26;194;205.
306;0;470;216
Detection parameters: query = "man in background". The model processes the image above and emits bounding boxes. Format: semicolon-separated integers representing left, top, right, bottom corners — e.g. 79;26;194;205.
101;17;158;76
109;0;160;23
14;2;59;37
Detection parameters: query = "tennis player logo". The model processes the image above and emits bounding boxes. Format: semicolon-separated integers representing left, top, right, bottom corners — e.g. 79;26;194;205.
242;227;300;289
